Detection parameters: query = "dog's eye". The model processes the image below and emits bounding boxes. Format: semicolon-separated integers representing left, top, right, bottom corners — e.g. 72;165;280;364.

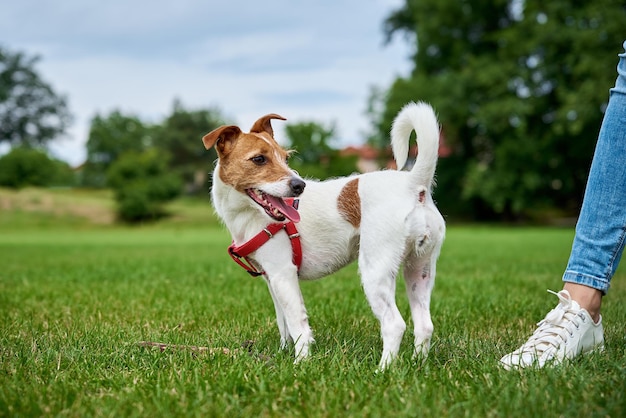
250;155;267;165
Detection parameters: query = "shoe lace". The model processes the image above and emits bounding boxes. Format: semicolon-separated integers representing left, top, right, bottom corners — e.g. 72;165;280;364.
517;290;587;357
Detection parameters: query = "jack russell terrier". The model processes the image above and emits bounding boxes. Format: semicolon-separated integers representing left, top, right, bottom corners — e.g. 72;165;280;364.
202;102;445;369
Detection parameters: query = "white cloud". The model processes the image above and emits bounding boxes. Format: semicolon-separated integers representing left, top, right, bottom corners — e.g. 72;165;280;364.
2;0;411;166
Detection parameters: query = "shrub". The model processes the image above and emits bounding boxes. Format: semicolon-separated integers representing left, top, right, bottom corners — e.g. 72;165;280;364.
107;149;182;222
0;147;75;188
290;152;358;180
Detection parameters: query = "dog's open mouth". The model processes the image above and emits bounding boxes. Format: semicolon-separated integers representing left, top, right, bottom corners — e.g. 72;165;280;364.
246;189;301;223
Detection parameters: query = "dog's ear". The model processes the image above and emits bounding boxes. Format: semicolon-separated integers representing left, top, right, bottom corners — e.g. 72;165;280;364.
250;114;286;138
202;125;242;155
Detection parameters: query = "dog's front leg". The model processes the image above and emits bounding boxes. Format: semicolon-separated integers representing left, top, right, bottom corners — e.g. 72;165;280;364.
262;263;314;363
265;278;293;349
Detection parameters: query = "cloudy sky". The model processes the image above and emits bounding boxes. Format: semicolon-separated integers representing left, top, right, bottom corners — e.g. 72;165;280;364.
1;0;413;166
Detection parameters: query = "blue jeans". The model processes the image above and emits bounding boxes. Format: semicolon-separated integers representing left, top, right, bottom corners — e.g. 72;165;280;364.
563;40;626;294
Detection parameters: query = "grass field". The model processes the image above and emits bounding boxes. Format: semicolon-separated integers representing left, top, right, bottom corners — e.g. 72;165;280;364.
1;188;625;417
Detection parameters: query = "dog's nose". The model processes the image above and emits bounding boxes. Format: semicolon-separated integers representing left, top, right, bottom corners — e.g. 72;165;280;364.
290;177;306;196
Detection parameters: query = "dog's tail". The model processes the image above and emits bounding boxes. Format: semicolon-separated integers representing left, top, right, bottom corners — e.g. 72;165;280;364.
390;102;440;189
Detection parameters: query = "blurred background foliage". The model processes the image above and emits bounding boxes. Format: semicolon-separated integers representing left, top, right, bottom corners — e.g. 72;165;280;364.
370;0;625;220
1;0;625;223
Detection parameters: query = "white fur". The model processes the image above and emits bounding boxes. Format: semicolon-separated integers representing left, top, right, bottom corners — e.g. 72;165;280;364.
211;102;445;369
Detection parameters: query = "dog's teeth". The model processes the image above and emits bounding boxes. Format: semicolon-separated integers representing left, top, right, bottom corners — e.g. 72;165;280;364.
257;190;269;203
251;188;284;220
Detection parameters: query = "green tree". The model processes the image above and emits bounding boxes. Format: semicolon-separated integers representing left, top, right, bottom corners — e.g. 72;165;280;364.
106;149;182;222
285;121;335;163
153;100;225;193
379;0;625;220
284;121;357;179
0;46;71;147
82;110;152;187
0;147;74;188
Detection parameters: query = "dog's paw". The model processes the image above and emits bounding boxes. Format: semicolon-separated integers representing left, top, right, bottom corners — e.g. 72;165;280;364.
279;335;294;350
293;345;310;363
412;338;431;364
377;352;397;371
293;336;315;363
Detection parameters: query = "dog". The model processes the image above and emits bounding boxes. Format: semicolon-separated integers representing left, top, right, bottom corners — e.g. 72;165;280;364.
202;102;445;369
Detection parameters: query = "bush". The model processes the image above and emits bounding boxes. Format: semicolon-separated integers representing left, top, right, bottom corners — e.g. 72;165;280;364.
290;152;358;180
0;147;75;188
107;149;182;222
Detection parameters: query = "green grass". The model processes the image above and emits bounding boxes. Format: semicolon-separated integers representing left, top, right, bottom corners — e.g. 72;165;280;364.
1;189;625;417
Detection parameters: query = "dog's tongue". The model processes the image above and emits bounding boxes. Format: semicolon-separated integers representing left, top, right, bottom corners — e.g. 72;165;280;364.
267;195;301;223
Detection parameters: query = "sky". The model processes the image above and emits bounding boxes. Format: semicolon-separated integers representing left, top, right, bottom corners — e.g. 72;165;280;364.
0;0;413;166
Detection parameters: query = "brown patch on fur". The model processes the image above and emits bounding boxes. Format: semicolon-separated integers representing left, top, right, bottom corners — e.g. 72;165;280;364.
202;125;241;152
203;116;294;192
218;133;292;192
250;113;286;137
337;178;361;227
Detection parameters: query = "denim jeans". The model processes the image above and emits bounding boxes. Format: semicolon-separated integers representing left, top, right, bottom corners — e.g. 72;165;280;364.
563;40;626;294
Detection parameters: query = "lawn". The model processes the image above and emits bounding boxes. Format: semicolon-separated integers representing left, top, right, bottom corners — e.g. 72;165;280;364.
1;188;625;417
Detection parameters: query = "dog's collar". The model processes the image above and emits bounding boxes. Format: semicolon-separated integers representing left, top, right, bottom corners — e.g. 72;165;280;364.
227;198;302;277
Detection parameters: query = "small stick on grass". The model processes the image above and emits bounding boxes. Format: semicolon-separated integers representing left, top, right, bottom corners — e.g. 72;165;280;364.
138;341;233;355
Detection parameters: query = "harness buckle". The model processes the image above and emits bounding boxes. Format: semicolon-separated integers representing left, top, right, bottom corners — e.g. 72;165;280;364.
228;244;265;276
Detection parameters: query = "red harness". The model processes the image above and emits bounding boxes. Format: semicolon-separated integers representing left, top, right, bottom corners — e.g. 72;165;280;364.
227;200;302;277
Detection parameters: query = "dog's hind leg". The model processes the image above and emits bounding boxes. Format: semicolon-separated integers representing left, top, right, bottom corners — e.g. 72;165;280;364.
403;253;437;362
358;244;407;370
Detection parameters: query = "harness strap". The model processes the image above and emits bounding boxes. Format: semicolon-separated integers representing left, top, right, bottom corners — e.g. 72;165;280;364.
228;221;302;277
283;221;302;269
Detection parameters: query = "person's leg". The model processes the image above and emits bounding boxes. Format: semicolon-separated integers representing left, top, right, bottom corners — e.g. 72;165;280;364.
501;41;626;369
562;283;602;322
562;40;626;304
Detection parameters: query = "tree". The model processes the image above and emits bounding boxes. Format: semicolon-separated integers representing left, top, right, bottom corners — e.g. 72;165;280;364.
106;149;182;222
284;121;357;179
379;0;625;220
82;110;152;187
0;46;71;147
0;147;74;188
153;100;225;193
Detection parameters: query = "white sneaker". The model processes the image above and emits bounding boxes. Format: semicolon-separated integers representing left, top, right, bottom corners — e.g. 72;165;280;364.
500;289;604;370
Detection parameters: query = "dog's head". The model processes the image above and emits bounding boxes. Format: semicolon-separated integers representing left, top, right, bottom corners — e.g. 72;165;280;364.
203;114;305;222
